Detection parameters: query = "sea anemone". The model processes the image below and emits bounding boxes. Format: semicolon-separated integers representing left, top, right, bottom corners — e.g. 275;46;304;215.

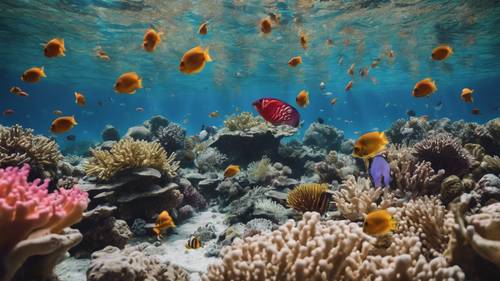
287;183;329;214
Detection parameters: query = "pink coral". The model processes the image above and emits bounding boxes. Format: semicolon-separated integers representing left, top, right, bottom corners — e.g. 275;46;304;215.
0;164;88;256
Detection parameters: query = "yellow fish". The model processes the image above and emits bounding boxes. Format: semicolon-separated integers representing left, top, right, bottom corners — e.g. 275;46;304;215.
143;28;162;52
461;88;473;103
114;72;143;94
352;131;388;170
224;165;240;177
363;209;397;236
179;46;212;74
185;236;202;249
153;210;176;240
21;67;46;83
44;38;65;58
50;116;77;134
412;78;437;98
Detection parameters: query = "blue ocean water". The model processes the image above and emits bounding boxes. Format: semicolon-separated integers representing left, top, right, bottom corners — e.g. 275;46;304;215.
0;0;499;152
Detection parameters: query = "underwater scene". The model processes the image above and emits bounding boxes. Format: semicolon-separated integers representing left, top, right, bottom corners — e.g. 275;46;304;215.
1;0;500;280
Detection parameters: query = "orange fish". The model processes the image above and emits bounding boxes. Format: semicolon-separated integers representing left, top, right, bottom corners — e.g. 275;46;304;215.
3;109;15;116
352;131;388;160
432;45;453;61
412;78;437;97
95;47;110;61
198;22;208;35
300;33;308;49
260;18;272;34
153;210;176;240
461;88;474;103
179;46;212;74
10;86;29;97
143;28;162;52
74;92;86;106
50;116;77;134
114;72;143;94
345;81;353;92
43;38;65;58
296;90;309;107
209;111;219;118
471;108;481;115
21;67;46;83
330;98;337;105
288;56;302;67
347;64;355;76
54;110;63;115
224;165;240;177
363;209;397;236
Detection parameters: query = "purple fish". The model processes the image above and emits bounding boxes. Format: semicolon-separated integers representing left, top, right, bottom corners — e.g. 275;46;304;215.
370;155;391;187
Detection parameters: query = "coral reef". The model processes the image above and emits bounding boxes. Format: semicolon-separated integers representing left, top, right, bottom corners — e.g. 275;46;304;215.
223;186;271;224
153;123;186;152
0;165;88;281
84;138;179;181
72;206;132;257
413;133;473;177
0;125;62;180
332;176;388;220
246;157;293;187
180;184;208;211
287;183;329;214
194;147;228;173
223;112;264;131
253;199;288;224
203;212;464;281
440;175;465;204
315;150;359;183
303;122;344;151
101;124;120;141
87;243;189;281
124;125;151;140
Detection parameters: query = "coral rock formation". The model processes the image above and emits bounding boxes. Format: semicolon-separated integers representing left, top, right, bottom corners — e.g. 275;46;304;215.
303;121;344;151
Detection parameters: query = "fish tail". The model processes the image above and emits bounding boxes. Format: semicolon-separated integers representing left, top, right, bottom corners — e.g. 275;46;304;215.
40;66;47;77
204;47;212;62
71;115;78;124
138;78;143;88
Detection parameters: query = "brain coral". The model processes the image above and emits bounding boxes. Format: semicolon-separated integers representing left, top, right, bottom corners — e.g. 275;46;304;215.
84;138;179;181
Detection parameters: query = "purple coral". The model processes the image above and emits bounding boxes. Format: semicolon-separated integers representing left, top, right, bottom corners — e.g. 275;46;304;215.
182;185;208;211
413;134;473;177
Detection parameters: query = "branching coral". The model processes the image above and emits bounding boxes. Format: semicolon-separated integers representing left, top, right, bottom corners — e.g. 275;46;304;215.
332;176;386;221
287;183;329;214
203;212;464;281
153;123;186;152
194;147;228;173
413;133;473;177
0;164;88;281
223;112;265;131
0;125;62;179
84;138;179;181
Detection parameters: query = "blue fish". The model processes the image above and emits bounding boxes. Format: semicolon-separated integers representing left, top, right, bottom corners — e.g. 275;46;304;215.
370;155;391;187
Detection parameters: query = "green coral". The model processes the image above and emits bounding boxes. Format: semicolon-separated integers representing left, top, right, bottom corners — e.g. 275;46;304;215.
84;138;180;181
223;112;265;131
0;124;62;179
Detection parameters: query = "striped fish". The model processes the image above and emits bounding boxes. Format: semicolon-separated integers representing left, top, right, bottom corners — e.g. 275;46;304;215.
185;236;202;249
252;97;300;127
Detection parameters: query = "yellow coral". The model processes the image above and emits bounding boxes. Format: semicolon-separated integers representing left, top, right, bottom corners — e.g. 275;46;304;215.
84;138;179;181
223;112;265;131
287;183;329;214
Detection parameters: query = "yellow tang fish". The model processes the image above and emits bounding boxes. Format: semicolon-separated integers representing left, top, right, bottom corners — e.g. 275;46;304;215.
363;209;397;236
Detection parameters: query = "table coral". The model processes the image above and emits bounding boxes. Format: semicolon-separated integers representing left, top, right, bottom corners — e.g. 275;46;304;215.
84;138;180;181
0;164;88;281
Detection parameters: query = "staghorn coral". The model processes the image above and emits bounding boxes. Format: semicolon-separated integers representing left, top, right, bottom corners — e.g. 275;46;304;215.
194;147;228;173
332;176;386;221
413;133;473;177
387;145;445;196
287;183;328;214
0;164;88;281
153;123;186;152
223;112;265;131
0;125;62;179
203;212;464;281
84;138;179;181
394;196;452;259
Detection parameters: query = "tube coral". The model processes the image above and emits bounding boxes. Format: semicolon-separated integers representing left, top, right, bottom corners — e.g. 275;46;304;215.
84;138;180;181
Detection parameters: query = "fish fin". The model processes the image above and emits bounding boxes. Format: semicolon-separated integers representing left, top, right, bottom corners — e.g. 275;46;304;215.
138;78;143;89
71;115;78;125
204;47;212;62
40;67;47;77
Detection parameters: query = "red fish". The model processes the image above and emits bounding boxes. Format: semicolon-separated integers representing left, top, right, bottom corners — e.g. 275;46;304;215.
253;98;300;127
345;81;353;92
3;109;15;116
